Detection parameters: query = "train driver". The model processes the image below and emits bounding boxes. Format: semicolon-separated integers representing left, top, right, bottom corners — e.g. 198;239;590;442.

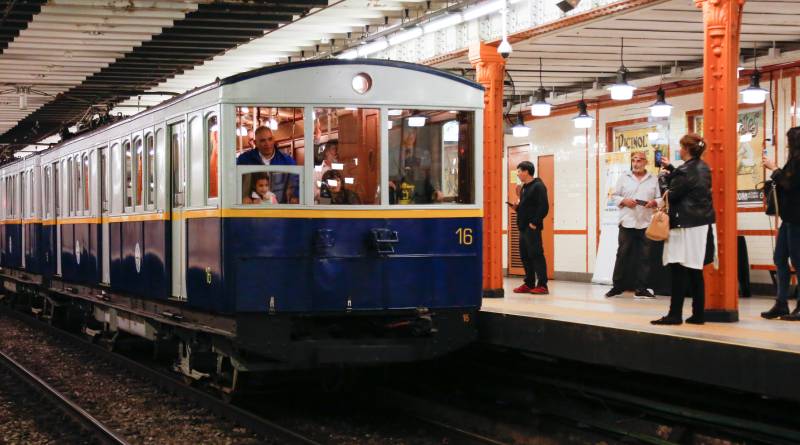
236;126;299;203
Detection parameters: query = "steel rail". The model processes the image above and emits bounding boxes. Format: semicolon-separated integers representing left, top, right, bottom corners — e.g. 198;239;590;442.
1;308;323;445
0;349;131;445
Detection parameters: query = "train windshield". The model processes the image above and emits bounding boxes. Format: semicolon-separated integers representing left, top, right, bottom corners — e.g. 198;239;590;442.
231;106;476;206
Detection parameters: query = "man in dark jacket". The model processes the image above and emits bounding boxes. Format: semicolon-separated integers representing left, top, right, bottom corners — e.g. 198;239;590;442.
511;161;550;295
237;126;298;203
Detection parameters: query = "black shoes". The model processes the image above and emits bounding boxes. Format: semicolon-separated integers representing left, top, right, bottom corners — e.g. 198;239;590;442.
761;301;790;319
685;315;705;325
779;301;800;321
605;287;624;298
634;289;656;299
650;316;682;325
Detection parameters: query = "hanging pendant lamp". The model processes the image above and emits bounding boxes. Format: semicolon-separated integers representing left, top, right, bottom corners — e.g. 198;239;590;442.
607;37;636;100
741;44;768;105
531;58;552;117
649;87;673;118
573;88;593;129
511;112;530;137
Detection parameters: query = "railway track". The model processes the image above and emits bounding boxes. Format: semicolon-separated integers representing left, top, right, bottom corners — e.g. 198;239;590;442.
0;349;130;445
0;307;322;445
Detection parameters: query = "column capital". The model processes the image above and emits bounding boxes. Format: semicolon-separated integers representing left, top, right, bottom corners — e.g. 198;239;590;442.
468;41;506;67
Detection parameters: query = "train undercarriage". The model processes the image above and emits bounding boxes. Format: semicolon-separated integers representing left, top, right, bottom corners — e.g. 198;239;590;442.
0;267;477;396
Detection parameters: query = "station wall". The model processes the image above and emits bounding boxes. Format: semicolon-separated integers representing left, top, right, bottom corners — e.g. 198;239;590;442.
503;70;800;288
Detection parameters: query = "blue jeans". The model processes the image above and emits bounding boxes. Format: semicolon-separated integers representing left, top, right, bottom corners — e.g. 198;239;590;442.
774;222;800;302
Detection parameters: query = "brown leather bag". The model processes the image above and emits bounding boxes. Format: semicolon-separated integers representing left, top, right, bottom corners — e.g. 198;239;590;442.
645;191;670;242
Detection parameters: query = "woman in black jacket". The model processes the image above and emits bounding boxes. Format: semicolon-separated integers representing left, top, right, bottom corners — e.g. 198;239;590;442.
761;126;800;320
652;134;716;325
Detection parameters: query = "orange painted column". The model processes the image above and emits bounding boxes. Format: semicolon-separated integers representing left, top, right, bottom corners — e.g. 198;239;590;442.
469;42;506;298
696;0;743;322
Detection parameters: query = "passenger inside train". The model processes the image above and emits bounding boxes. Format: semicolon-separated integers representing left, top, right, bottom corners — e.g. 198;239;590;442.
318;169;361;205
242;172;278;205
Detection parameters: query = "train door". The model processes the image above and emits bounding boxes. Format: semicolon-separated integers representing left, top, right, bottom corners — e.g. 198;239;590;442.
506;144;532;277
169;121;187;301
55;161;61;275
100;146;110;284
537;155;555;280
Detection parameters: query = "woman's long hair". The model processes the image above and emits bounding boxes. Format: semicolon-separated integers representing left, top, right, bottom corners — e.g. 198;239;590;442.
781;127;800;187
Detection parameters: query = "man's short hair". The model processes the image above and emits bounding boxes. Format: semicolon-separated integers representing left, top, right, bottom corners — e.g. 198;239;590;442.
254;126;272;137
631;151;647;161
517;160;535;176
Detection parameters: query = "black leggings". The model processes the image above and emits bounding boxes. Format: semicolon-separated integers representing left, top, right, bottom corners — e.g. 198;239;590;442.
668;263;705;319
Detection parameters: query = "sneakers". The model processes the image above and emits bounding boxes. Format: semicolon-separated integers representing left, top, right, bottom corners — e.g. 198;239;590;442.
634;289;656;299
761;301;790;319
605;287;624;298
650;315;682;325
513;284;533;294
530;286;549;295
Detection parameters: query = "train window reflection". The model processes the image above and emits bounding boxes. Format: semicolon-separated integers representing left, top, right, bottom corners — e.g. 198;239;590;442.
388;110;474;205
134;138;143;206
313;107;379;205
123;141;133;209
235;106;303;204
207;115;218;199
240;171;300;205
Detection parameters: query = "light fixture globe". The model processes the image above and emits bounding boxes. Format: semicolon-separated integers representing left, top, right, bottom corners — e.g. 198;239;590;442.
572;99;593;129
511;113;530;137
741;70;768;104
530;88;551;117
607;67;636;100
407;115;427;127
649;87;673;118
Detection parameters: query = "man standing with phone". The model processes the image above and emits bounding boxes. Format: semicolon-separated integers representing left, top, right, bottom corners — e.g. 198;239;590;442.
605;151;662;298
510;161;550;295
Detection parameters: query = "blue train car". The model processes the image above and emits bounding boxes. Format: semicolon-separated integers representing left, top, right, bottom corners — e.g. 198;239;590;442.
0;60;484;393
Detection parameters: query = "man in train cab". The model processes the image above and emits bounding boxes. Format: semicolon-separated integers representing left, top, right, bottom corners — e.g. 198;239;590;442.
511;161;550;295
236;126;299;203
605;151;661;299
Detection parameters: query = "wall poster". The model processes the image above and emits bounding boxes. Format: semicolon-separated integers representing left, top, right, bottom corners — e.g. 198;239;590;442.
690;107;765;207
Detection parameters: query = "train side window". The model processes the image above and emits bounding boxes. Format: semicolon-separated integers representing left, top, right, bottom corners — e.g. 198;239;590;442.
238;168;302;206
67;157;74;215
169;122;186;207
134;137;143;207
100;148;108;212
57;161;63;217
388;110;475;205
188;116;204;207
21;171;26;218
123;140;133;209
43;166;50;218
207;115;218;200
145;134;155;208
312;107;379;205
28;170;34;217
75;155;83;215
234;106;304;204
83;153;90;213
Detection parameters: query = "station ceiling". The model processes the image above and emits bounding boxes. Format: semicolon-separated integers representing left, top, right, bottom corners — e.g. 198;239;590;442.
0;0;434;156
2;0;800;158
433;0;800;108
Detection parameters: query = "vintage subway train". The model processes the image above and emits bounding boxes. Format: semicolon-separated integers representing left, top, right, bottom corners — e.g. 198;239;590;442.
0;59;484;392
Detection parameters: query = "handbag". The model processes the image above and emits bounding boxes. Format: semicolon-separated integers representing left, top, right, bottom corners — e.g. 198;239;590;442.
645;191;670;242
762;180;779;216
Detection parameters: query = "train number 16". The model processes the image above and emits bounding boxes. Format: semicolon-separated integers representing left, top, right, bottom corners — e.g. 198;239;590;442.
455;228;474;245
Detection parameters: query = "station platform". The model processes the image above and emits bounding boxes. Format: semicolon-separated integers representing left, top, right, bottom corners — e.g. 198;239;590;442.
479;279;800;402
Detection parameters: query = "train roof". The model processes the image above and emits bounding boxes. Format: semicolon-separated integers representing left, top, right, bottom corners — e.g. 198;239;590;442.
3;59;482;168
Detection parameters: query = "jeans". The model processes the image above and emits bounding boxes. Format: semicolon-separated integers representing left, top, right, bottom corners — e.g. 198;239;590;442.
519;227;548;288
774;222;800;302
668;263;705;319
612;226;650;290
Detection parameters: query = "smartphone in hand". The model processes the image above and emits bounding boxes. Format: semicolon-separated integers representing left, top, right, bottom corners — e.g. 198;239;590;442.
635;199;649;206
654;149;662;167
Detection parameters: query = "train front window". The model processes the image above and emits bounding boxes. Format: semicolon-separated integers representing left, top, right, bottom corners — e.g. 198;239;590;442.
388;110;475;205
313;107;379;205
234;106;304;204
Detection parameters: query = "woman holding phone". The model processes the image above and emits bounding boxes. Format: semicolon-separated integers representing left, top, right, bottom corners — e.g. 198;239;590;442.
651;134;716;325
761;127;800;320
